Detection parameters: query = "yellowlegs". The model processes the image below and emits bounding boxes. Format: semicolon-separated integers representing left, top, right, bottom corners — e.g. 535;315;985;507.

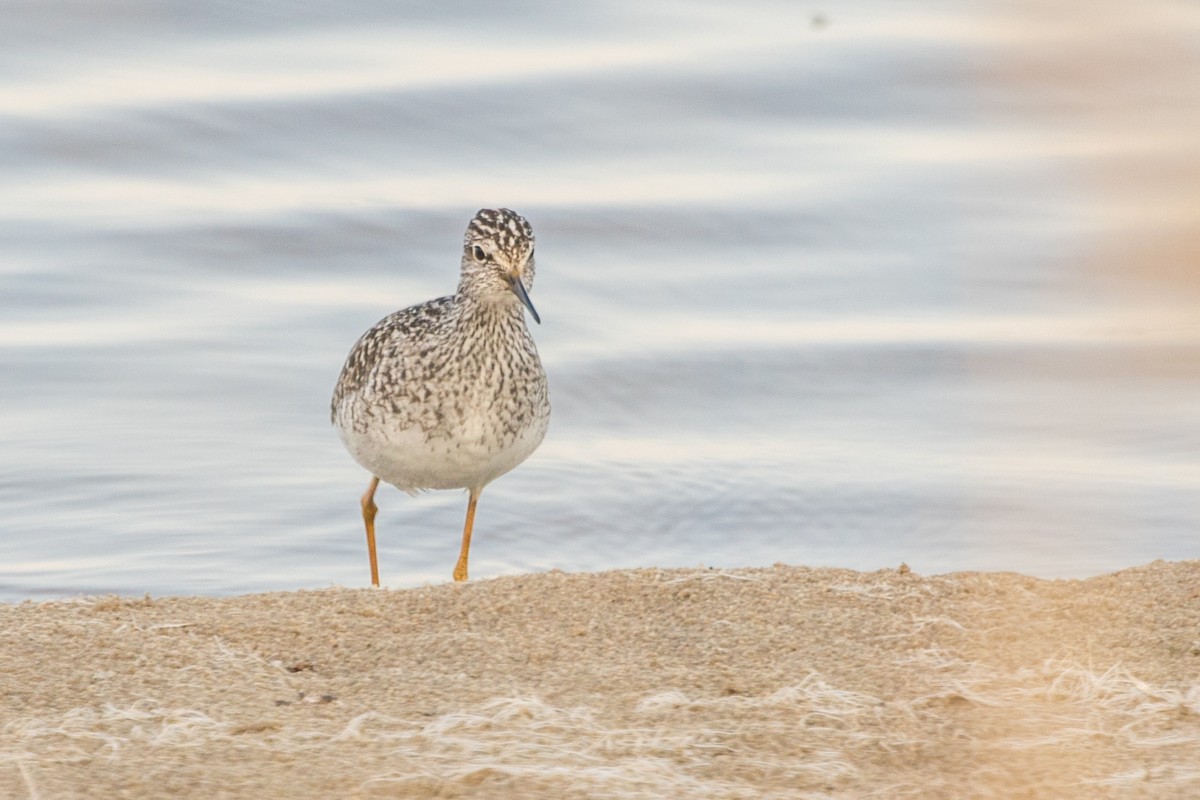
331;208;550;585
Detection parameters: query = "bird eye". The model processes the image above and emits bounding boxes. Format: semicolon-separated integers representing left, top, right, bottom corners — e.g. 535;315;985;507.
472;245;487;262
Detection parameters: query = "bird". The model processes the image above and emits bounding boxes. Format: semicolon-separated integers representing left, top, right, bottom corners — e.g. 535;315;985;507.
330;208;550;586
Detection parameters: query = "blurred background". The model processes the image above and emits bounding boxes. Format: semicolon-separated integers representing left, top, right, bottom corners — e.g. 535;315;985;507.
1;0;1197;600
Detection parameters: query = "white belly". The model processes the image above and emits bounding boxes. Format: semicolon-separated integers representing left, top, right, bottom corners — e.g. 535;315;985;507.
339;411;548;494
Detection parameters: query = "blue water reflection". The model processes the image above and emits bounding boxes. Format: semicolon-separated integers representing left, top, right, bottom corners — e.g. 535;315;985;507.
1;1;1197;600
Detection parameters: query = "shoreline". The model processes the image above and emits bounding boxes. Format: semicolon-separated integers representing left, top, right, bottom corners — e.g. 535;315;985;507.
3;560;1198;798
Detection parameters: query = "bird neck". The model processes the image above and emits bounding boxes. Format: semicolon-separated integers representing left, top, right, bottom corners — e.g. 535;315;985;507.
454;289;527;331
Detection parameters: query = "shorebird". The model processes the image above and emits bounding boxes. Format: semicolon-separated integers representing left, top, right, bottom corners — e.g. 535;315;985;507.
331;208;550;585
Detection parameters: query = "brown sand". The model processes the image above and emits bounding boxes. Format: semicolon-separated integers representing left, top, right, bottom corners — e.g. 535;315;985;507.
2;561;1198;798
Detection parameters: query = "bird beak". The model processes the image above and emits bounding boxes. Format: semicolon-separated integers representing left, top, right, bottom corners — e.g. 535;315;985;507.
508;274;541;324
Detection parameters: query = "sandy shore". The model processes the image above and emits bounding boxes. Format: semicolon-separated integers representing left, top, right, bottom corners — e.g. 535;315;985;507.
2;560;1198;799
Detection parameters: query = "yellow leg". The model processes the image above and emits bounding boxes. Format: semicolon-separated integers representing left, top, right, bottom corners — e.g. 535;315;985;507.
453;489;481;582
361;476;381;587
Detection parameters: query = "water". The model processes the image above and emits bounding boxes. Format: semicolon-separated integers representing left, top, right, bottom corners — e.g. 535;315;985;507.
2;1;1198;601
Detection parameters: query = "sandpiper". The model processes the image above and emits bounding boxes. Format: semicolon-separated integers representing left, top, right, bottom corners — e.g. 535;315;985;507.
331;208;550;585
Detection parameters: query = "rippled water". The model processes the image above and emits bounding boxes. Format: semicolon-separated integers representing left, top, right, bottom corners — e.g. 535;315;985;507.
2;1;1198;601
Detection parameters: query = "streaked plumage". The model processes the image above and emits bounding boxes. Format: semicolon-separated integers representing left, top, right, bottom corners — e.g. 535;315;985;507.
331;208;550;584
